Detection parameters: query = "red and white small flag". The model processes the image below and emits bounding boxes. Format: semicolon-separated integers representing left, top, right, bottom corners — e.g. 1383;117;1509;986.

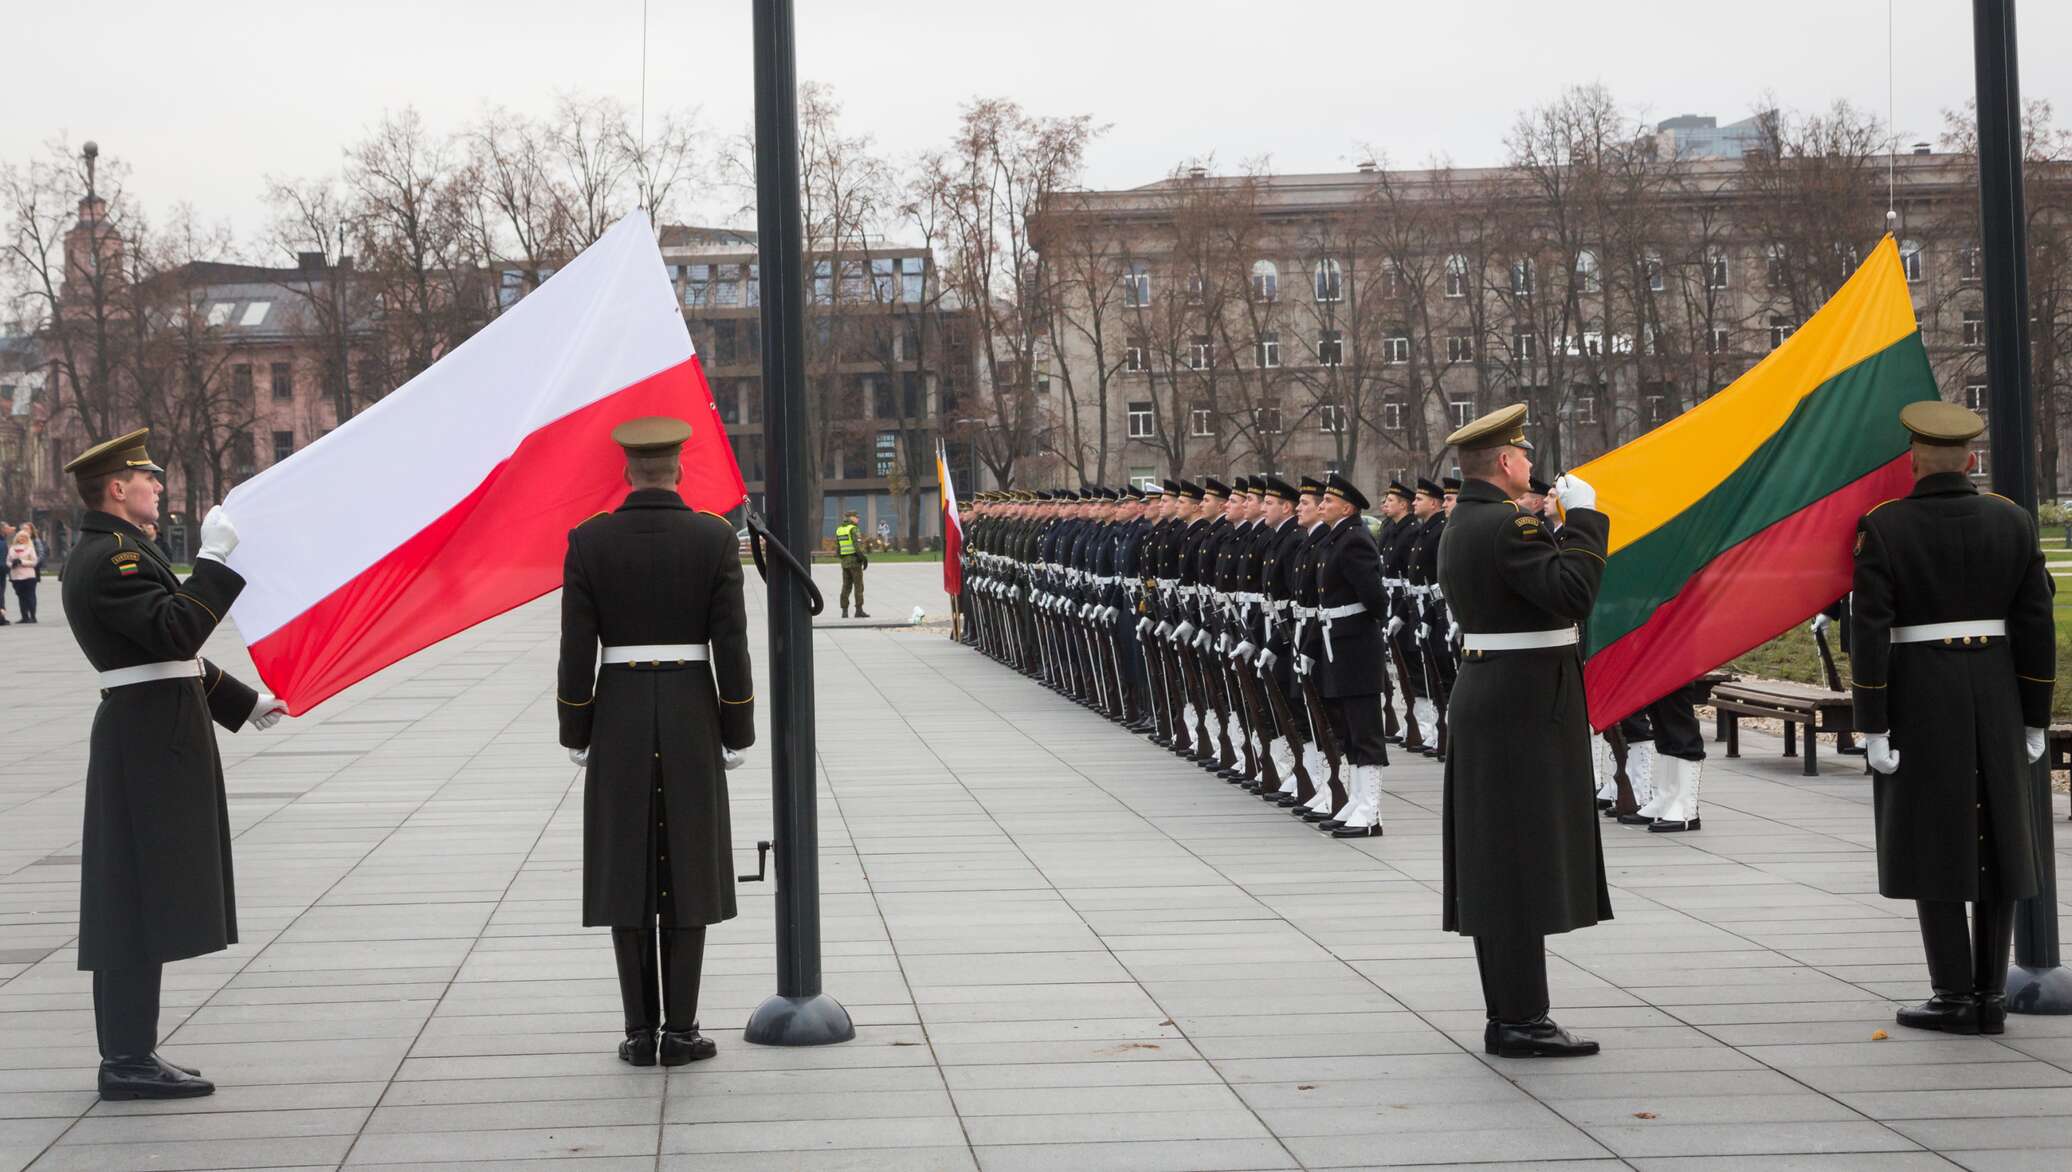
223;212;744;713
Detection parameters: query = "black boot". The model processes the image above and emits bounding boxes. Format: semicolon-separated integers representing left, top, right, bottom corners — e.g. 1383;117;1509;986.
660;926;714;1066
1907;900;1977;1034
1974;899;2015;1036
611;927;660;1065
1491;1016;1600;1058
99;1057;213;1100
1897;991;1980;1035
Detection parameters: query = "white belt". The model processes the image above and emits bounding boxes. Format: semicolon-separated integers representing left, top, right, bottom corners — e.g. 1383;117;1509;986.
99;660;203;689
602;643;711;664
1892;620;2008;644
1319;602;1368;662
1462;627;1578;652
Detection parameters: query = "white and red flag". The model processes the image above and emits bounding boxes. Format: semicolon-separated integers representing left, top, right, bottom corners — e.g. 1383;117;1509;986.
937;440;962;597
223;212;744;713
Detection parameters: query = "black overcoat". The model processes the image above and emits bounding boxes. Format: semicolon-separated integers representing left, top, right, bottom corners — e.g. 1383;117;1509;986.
64;511;259;970
1849;471;2054;901
1438;480;1612;938
558;489;756;928
1315;515;1391;698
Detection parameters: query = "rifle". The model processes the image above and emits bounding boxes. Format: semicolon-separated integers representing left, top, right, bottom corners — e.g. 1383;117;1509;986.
1256;656;1315;804
1812;622;1859;753
1387;625;1425;753
1603;724;1640;818
1298;665;1349;816
1425;613;1454;760
1230;648;1280;792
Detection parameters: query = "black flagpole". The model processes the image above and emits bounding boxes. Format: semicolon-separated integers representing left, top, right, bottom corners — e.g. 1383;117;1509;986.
744;0;855;1046
1973;0;2072;1014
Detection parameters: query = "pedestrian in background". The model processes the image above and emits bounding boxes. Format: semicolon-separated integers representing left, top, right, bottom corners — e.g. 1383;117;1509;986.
836;509;869;618
8;523;40;623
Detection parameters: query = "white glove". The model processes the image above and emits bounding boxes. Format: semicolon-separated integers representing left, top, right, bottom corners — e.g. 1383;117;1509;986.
1385;616;1404;639
1296;653;1316;676
247;693;287;731
1174;621;1196;644
1448;621;1461;641
1552;474;1597;514
1231;641;1256;662
1865;733;1900;775
570;747;590;767
196;505;239;564
722;748;745;771
1810;612;1832;636
1416;623;1429;642
2026;727;2047;764
1257;648;1277;674
1154;621;1172;639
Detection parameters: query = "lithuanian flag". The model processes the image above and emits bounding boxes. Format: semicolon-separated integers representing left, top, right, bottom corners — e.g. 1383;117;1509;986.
1578;235;1937;730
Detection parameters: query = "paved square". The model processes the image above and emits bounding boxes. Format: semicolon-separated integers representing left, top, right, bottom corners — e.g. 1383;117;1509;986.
2;562;2069;1170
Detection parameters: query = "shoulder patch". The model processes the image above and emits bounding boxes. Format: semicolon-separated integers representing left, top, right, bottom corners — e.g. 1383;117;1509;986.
111;550;141;575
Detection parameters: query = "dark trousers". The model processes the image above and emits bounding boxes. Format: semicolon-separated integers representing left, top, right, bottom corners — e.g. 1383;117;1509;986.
1327;694;1390;767
92;964;163;1060
10;578;34;621
1916;769;2016;995
1647;682;1707;760
1473;934;1550;1023
840;561;864;610
610;757;709;1034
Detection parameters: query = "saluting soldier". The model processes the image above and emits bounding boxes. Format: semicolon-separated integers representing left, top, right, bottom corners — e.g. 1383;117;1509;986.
1438;404;1611;1059
558;417;756;1067
1851;401;2054;1036
62;429;287;1100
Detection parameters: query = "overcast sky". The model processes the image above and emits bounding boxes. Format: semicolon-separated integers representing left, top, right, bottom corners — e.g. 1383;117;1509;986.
12;0;2069;248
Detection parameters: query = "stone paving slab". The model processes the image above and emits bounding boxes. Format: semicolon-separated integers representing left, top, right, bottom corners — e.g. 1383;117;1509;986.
1;562;2069;1170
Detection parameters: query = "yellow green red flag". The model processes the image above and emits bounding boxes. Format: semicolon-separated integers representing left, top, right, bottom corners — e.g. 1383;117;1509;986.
1576;235;1938;729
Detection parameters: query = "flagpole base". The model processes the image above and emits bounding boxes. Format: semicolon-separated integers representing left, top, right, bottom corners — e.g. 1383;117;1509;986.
742;993;856;1046
2008;963;2072;1015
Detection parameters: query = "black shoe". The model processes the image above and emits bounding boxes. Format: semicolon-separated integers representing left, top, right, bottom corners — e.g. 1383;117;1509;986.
1977;992;2007;1036
1492;1016;1599;1058
1300;808;1332;822
1331;823;1382;838
1483;1020;1500;1055
1275;795;1301;808
618;1028;658;1066
854;610;870;618
1318;819;1344;832
1615;812;1653;826
840;608;848;618
1648;818;1701;833
99;1057;214;1100
660;1026;718;1066
1896;992;1980;1035
1595;798;1613;811
152;1052;200;1077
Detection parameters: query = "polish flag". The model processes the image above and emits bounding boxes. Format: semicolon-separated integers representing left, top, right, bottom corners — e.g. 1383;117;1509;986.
222;212;745;714
937;440;962;597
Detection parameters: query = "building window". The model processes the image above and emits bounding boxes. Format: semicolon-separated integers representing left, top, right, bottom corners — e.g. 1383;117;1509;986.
1707;252;1730;290
1130;466;1157;490
1251;260;1278;302
1189;405;1216;436
870;257;896;301
1963;310;1985;347
1446;333;1474;363
1383;263;1407;299
1320;404;1347;433
1314;258;1343;303
1959;246;1980;282
839;261;869;303
1768;316;1798;350
1511;258;1535;296
1645;251;1665;292
1185;273;1205;305
270;362;293;401
1189;335;1212;370
1645;393;1667;425
1513;332;1536;362
271;430;293;464
1766;244;1787;289
1707;327;1730;354
1965;382;1989;416
231;431;255;478
1123;261;1151;307
811;260;833;304
1901;239;1925;284
232;364;253;400
1448;396;1473;429
1127;401;1154;439
1575;249;1600;293
1317;330;1344;367
1256;330;1280;369
1383;335;1410;365
1255;407;1283;434
685;263;711;307
746;264;761;307
1383;399;1403;431
899;257;926;302
1575;390;1599;425
1973;446;1990;476
1445;254;1469;298
1125;337;1147;372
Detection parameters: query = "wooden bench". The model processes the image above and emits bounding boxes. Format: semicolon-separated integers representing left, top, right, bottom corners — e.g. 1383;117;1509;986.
1710;681;1855;776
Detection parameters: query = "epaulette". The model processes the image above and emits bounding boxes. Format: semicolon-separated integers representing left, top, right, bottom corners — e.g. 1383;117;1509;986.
1863;498;1899;518
577;509;612;526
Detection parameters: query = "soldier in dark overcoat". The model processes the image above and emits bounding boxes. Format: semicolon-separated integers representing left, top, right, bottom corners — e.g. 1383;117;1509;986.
1851;400;2054;1036
61;429;286;1100
558;417;755;1066
1309;474;1392;837
1437;404;1610;1058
